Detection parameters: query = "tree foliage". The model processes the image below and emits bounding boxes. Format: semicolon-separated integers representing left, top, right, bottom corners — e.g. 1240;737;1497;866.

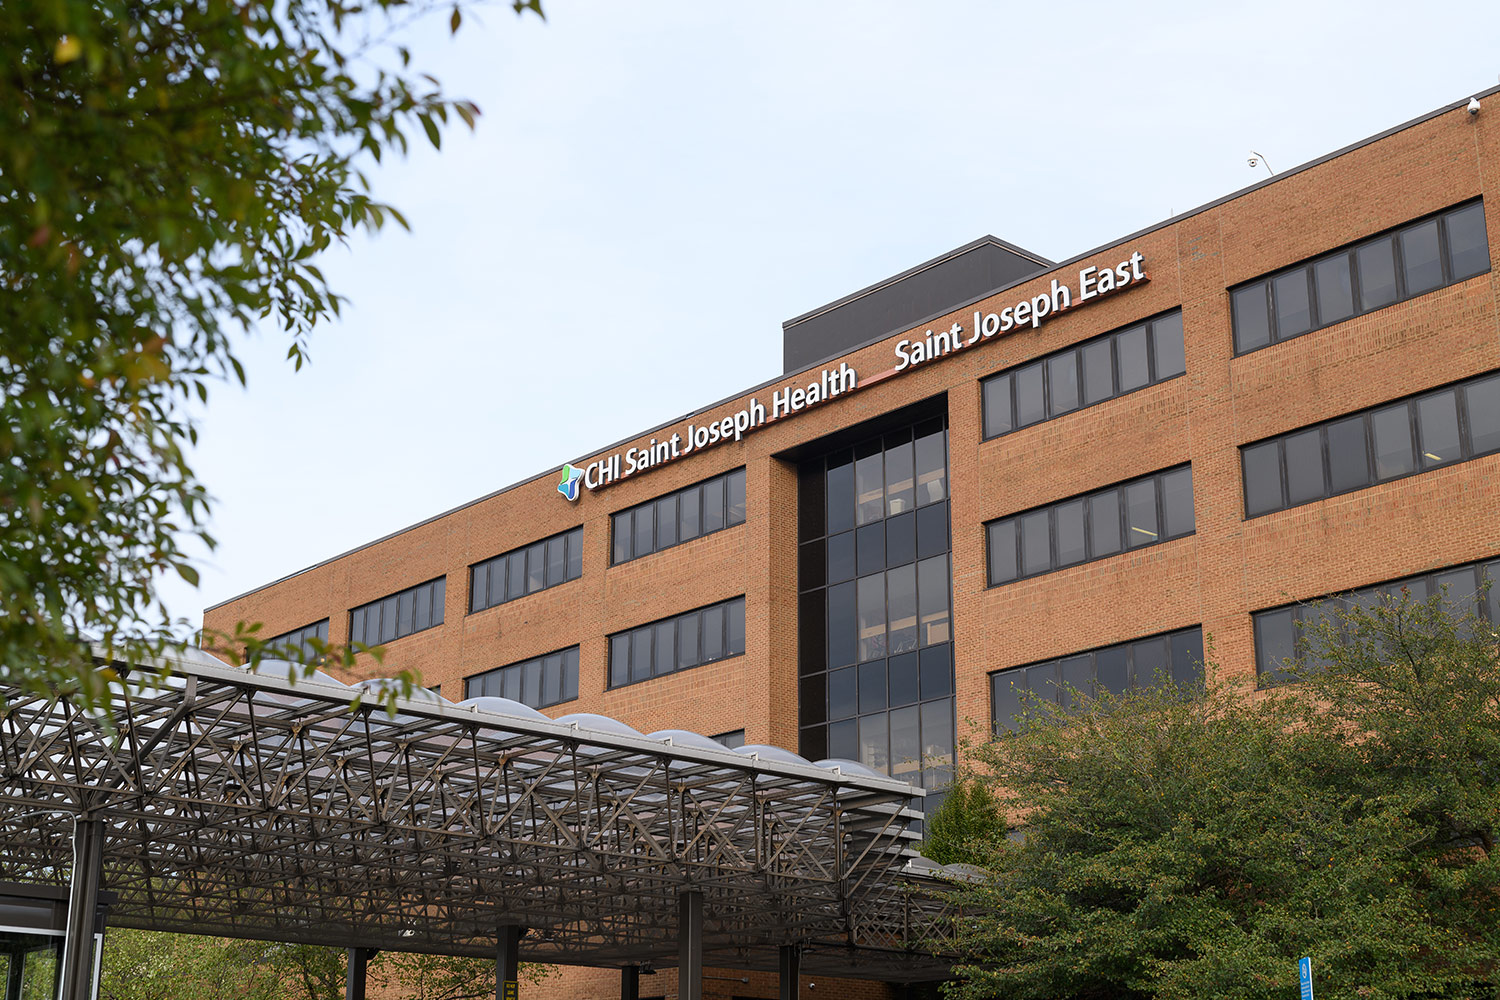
942;590;1500;1000
0;0;539;708
922;777;1007;867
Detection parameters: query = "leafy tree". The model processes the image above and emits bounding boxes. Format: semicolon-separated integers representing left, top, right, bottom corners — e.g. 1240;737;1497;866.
921;778;1007;867
941;590;1500;1000
0;0;540;708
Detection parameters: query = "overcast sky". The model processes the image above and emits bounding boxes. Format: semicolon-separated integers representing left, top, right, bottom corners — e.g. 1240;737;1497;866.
165;0;1500;629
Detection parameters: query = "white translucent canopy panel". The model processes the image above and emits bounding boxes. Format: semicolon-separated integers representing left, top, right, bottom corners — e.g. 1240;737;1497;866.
814;758;887;780
647;729;731;752
353;678;454;705
553;713;645;739
246;658;352;689
458;696;550;722
735;744;815;768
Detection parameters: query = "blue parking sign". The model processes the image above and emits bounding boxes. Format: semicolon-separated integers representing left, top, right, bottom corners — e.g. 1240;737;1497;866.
1298;957;1314;1000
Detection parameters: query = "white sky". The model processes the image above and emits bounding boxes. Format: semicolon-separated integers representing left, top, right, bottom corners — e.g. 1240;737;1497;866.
165;0;1500;630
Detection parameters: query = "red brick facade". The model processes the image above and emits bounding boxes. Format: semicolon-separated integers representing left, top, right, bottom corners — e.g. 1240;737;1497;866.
204;96;1500;995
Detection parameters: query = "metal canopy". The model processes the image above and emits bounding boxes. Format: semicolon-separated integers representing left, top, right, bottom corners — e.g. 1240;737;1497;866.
0;651;959;980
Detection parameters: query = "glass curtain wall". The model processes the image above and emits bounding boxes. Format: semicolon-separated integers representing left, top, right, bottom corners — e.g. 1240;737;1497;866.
797;414;955;814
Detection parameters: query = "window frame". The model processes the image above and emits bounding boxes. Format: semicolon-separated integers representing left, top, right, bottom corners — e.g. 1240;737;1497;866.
606;596;747;689
258;619;330;662
348;577;446;647
611;468;747;566
469;526;584;614
464;645;581;709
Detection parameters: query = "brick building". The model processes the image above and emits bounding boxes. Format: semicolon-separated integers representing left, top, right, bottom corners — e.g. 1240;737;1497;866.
204;90;1500;997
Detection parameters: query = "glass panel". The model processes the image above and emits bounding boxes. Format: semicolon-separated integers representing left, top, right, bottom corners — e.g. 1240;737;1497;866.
1371;403;1415;479
506;552;526;601
610;635;630;687
1435;568;1480;622
679;484;702;541
1326;416;1371;494
1170;629;1205;687
886;511;916;567
856;523;885;575
890;705;921;780
800;724;828;762
431;578;444;623
1133;637;1169;688
884;432;915;515
799;591;825;674
728;599;745;655
1446;202;1489;279
1020;510;1051;575
542;653;562;706
350;608;366;647
414;587;432;631
1284;428;1327;506
630;629;652;683
1055;500;1086;566
1089;491;1121;556
655;621;675;677
1314;254;1355;324
992;670;1025;733
502;666;521;701
914;424;947;505
1116;325;1150;391
917;501;948;560
1357;236;1398;310
888;651;920;707
702;605;725;661
917;556;951;646
859;714;889;774
563;648;579;701
988;519;1017;585
1161;466;1195;538
828;666;856;720
526;542;546;592
828;581;857;667
920;700;955;787
857;573;886;662
656;495;679;549
982;375;1014;437
800;539;825;590
678;613;700;668
854;442;884;525
546;535;566;587
1151;312;1186;379
1048;351;1080;415
1232;283;1272;352
826;456;854;535
1255;609;1296;686
703;477;726;533
1015;362;1046;426
1026;662;1060;704
1400;219;1443;294
1273;268;1313;339
800;676;826;725
1082;338;1114;404
471;563;488;612
1059;655;1091;709
1417;390;1461;467
887;564;918;654
912;641;948;695
380;596;398;642
1242;441;1284;516
612;511;633;564
1486;561;1500;625
521;659;542;705
827;530;855;583
726;468;747;525
858;660;887;713
1124;480;1158;547
828;718;857;760
1467;375;1500;454
798;464;825;542
566;529;583;580
1096;646;1129;695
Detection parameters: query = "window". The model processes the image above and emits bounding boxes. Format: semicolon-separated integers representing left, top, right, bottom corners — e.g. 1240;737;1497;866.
991;626;1204;732
470;527;583;613
1252;558;1500;688
349;578;445;647
1240;370;1500;517
611;469;746;565
1231;200;1489;354
982;310;1186;438
985;465;1195;586
260;619;329;663
711;730;746;749
608;597;746;688
465;646;580;709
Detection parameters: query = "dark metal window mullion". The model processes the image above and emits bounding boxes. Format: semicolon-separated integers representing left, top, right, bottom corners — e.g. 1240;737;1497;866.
1264;280;1280;345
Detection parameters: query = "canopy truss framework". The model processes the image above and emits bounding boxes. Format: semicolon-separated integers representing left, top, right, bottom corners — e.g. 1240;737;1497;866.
0;655;960;979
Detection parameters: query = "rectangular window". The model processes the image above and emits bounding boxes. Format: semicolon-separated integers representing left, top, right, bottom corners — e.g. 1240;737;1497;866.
1231;199;1488;354
611;468;746;565
985;465;1195;586
981;309;1186;439
465;646;580;709
469;526;583;613
1251;558;1500;688
1239;369;1500;518
607;597;746;688
260;619;330;663
990;626;1204;732
349;578;445;647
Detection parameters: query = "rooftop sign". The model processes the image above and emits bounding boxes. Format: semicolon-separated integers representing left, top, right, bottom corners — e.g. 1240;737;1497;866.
560;252;1147;499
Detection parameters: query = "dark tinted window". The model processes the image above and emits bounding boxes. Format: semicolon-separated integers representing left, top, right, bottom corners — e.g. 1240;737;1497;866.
611;469;746;565
261;619;330;663
350;578;445;647
1357;236;1398;310
466;646;580;709
1447;202;1489;278
608;597;746;688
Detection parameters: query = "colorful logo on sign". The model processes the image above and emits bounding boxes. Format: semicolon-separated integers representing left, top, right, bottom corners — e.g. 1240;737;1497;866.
557;464;584;502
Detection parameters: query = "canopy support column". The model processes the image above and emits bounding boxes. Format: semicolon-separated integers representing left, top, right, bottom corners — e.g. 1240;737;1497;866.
622;966;640;1000
779;945;801;1000
346;947;378;1000
59;817;104;1000
496;925;524;1000
678;891;703;1000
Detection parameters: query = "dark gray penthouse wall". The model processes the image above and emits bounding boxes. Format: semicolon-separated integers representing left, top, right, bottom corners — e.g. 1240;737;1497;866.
782;236;1051;375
